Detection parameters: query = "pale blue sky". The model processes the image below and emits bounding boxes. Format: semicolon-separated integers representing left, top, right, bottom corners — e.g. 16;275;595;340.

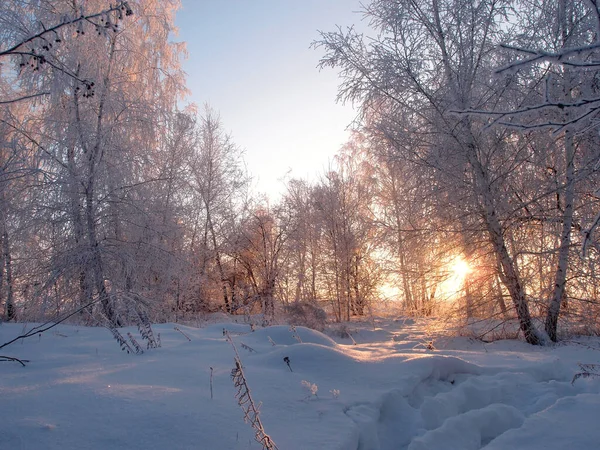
175;1;363;198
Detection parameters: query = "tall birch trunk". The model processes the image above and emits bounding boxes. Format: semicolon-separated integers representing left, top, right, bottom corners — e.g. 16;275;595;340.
544;0;576;342
468;144;541;344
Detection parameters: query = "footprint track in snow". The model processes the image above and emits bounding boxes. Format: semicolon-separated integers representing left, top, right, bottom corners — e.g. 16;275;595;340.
346;362;584;450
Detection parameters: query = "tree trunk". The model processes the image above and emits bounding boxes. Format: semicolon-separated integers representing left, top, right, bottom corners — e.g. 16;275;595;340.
67;142;92;310
206;207;230;312
81;36;119;326
545;129;575;341
495;274;509;319
468;148;541;344
3;229;14;321
545;1;576;342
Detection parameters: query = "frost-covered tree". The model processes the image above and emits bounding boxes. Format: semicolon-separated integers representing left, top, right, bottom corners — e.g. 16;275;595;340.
187;106;249;313
0;0;187;324
0;1;133;105
461;0;600;341
312;147;379;321
232;205;288;323
315;0;544;343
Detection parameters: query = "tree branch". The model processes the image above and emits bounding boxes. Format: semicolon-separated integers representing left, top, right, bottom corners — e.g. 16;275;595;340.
0;2;133;58
0;297;104;351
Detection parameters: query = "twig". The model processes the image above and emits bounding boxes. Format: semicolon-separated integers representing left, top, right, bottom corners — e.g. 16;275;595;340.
0;297;104;351
0;2;133;57
174;326;191;341
225;331;278;450
289;325;302;343
240;342;256;353
572;363;600;385
0;355;30;366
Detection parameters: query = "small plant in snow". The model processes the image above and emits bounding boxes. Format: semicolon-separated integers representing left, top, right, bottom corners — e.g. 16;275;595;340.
240;342;256;353
283;356;293;372
135;309;158;349
174;326;191;341
225;331;278;449
108;326;133;354
127;332;144;354
413;340;436;351
572;363;600;385
289;325;302;343
330;389;340;399
301;380;318;399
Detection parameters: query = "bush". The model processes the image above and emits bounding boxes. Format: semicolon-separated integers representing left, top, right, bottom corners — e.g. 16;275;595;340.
329;323;353;339
284;302;327;332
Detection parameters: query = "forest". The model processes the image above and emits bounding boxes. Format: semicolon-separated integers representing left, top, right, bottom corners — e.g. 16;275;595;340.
2;0;600;346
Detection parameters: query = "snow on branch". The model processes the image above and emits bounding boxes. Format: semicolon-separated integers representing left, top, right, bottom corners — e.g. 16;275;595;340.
496;42;600;75
0;1;134;103
0;2;133;59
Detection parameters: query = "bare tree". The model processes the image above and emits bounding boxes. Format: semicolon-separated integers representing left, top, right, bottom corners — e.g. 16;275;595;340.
232;205;288;324
315;0;544;343
187;106;249;313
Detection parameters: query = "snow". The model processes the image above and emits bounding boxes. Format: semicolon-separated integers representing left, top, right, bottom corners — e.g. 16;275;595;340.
1;318;599;449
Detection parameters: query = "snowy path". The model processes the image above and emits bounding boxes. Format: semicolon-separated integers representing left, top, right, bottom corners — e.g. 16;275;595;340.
1;319;599;449
338;321;600;450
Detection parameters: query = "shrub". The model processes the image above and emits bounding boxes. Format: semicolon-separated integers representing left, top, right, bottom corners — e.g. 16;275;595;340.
284;302;327;332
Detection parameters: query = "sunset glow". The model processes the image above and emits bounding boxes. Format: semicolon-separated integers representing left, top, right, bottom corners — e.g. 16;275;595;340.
439;256;471;300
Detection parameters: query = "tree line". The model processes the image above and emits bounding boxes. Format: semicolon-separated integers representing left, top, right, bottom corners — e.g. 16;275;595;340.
2;0;600;344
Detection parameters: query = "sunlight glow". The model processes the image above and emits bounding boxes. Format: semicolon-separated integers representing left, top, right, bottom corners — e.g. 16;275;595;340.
379;282;402;301
450;257;471;279
439;256;471;300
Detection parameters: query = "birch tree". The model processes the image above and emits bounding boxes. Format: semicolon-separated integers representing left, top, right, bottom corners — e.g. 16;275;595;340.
187;106;249;313
462;0;600;340
232;205;288;324
1;0;187;324
315;0;544;343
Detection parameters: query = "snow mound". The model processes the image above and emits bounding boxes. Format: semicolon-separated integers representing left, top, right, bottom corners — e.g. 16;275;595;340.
410;403;524;450
240;325;338;348
349;328;395;344
484;394;600;450
203;322;254;336
254;343;358;379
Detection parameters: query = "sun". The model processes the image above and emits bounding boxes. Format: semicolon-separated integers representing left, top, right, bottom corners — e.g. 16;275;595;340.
450;257;471;279
438;256;471;300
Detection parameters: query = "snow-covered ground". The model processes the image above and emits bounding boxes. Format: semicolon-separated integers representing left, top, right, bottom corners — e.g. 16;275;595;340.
1;318;599;450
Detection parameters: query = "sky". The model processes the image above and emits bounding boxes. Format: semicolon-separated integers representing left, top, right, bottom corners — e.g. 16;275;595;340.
174;1;364;199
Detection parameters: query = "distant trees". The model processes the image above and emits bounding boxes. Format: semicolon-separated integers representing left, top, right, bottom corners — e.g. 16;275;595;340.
184;106;250;315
